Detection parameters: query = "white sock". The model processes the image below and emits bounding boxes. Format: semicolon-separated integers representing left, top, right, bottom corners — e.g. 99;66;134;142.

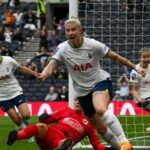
103;127;120;150
101;110;128;143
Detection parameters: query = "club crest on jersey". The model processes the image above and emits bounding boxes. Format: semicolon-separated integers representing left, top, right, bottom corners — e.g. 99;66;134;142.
131;73;137;80
88;53;92;59
74;63;92;72
83;119;88;125
104;46;108;53
7;68;9;72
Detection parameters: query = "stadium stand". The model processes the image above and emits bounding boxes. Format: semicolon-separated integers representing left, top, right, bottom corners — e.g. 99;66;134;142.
78;0;150;93
3;0;150;101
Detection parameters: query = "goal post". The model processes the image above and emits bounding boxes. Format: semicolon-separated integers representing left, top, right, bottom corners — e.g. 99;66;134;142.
69;0;150;149
68;0;78;109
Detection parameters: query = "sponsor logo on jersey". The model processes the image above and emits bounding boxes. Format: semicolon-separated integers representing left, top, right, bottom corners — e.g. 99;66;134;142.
0;75;9;80
73;63;92;72
63;117;84;133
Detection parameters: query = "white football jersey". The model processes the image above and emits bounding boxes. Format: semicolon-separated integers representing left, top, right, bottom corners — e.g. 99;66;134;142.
52;37;110;96
0;56;23;101
130;64;150;99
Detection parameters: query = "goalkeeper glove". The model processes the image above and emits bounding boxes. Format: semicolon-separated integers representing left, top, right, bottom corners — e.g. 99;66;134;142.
39;113;50;122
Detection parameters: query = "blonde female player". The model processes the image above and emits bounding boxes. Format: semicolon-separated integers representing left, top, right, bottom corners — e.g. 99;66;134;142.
37;17;146;150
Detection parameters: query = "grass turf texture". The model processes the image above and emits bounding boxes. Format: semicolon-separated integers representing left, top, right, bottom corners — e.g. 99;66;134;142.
0;116;150;150
0;117;40;150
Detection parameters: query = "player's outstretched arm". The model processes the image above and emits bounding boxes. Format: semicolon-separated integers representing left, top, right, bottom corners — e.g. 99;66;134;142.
39;108;69;123
39;113;56;124
18;65;38;78
37;59;58;81
107;50;146;77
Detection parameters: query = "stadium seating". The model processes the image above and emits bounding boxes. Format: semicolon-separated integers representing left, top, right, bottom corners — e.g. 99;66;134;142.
3;1;149;100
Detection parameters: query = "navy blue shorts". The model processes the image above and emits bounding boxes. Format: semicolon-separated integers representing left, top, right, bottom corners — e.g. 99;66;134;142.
78;80;113;117
0;94;27;112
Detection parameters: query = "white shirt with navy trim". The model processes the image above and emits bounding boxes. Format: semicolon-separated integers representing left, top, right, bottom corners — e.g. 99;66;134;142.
52;37;110;96
0;56;23;101
130;64;150;99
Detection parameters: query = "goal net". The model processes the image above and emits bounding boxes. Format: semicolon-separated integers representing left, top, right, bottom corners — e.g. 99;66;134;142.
70;0;150;149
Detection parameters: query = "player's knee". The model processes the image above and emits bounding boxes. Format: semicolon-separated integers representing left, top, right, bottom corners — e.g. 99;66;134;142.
37;123;47;130
14;117;22;126
96;108;107;116
21;114;30;120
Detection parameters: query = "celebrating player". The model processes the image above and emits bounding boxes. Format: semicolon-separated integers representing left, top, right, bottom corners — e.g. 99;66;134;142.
0;56;38;136
130;47;150;111
7;98;117;150
37;17;146;150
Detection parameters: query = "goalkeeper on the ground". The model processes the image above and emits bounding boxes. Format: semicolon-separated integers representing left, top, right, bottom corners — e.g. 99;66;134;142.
7;99;118;150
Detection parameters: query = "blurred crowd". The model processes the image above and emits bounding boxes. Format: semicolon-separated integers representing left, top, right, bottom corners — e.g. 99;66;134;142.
0;0;68;101
0;0;38;56
1;0;147;102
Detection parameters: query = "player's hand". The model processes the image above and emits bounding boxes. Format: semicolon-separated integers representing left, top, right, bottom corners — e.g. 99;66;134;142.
39;113;50;122
138;98;145;103
34;72;40;78
135;66;146;77
36;73;46;81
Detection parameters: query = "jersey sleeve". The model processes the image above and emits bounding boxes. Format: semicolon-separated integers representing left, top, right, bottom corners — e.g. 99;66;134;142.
87;126;105;150
9;57;20;72
130;69;140;84
52;44;63;61
39;108;72;124
89;39;110;58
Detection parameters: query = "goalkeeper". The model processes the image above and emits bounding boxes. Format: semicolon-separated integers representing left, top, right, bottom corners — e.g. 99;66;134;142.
130;47;150;112
7;99;118;150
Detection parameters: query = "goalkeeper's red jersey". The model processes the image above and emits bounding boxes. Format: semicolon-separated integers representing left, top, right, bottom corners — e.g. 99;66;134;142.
41;107;105;150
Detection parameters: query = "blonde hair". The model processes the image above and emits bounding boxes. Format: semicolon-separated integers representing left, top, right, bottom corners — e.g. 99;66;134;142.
65;16;81;26
139;47;150;57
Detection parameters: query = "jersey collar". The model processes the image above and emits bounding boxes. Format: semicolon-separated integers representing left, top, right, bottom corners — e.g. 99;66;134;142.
68;36;84;48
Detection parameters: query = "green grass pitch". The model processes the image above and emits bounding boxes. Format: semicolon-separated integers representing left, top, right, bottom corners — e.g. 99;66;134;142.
0;116;150;150
0;117;40;150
